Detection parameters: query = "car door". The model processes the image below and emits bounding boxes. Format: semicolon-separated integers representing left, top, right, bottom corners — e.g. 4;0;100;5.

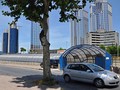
67;64;81;81
77;64;95;83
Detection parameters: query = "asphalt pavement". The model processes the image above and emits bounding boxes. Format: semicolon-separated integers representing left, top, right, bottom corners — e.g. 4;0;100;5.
0;64;120;90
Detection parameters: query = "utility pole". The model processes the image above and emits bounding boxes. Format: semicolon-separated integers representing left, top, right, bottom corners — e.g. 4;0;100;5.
115;43;119;66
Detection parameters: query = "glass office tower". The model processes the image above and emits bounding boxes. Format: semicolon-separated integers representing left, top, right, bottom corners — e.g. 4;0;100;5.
90;0;112;32
30;22;49;53
71;9;88;46
2;30;8;53
8;22;18;53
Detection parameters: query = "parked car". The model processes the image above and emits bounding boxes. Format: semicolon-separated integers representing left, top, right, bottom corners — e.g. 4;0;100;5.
40;59;59;68
63;63;119;87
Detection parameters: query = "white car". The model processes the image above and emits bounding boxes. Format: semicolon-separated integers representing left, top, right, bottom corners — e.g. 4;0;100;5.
63;63;119;87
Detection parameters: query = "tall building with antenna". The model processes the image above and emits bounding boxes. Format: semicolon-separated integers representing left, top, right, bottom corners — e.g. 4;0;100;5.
2;21;19;54
88;0;119;46
90;0;112;32
8;21;18;53
71;9;88;46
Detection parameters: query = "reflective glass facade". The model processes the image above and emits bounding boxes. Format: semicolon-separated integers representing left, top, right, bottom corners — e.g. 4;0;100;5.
2;22;18;54
2;31;8;53
71;9;88;46
31;22;49;53
90;0;112;32
31;22;42;51
8;28;18;53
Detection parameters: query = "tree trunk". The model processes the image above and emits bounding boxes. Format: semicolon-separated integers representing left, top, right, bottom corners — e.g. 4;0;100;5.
39;16;51;79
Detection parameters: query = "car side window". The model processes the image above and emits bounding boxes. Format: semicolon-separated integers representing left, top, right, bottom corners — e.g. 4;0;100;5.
79;64;91;72
67;64;80;70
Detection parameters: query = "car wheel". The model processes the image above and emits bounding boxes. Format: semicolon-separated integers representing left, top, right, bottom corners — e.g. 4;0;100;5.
64;75;71;83
94;78;104;88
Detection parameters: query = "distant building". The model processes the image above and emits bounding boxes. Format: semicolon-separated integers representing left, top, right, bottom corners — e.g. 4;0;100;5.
8;21;18;53
88;0;117;46
49;49;65;54
0;51;3;54
30;22;49;54
87;30;119;46
2;30;8;53
90;0;112;32
71;9;88;46
2;21;19;54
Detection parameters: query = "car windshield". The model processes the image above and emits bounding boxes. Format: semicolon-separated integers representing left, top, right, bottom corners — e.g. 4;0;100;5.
87;64;104;72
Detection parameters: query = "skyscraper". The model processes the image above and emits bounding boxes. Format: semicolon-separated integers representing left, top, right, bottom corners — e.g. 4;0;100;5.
8;21;18;53
90;0;112;32
88;0;119;47
71;9;88;46
30;22;49;53
2;30;8;53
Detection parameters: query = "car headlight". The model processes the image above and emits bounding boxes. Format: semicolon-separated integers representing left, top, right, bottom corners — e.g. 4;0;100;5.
107;76;113;80
117;75;120;79
101;74;107;78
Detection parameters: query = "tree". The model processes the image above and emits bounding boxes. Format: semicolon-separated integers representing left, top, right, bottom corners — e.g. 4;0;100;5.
106;45;117;56
1;0;93;80
59;47;64;50
99;44;105;50
20;47;26;53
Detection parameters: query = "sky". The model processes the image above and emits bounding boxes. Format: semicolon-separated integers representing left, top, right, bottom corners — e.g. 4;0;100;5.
0;0;120;52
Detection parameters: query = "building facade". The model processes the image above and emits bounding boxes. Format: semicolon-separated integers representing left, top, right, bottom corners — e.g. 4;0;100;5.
8;21;18;53
90;0;112;32
2;30;8;53
87;30;119;46
30;22;49;54
2;21;19;54
71;9;88;46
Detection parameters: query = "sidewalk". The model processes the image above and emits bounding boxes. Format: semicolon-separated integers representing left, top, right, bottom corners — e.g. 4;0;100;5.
0;63;62;90
0;75;39;90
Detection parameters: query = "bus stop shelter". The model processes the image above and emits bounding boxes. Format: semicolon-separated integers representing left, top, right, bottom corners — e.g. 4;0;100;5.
59;44;112;70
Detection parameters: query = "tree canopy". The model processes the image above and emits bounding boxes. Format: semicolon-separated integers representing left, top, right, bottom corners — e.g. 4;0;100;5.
1;0;93;80
99;45;120;56
20;47;26;53
99;44;106;50
1;0;93;24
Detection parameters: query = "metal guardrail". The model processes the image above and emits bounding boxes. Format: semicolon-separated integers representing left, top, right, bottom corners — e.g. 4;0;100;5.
0;54;61;63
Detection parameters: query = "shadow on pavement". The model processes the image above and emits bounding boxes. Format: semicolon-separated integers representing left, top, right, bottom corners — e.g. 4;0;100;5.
11;75;60;90
11;74;119;90
103;85;119;89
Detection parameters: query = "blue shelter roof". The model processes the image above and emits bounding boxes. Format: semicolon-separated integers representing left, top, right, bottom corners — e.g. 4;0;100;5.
61;44;106;62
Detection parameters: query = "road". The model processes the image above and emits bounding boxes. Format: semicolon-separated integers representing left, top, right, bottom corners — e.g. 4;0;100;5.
0;64;120;90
